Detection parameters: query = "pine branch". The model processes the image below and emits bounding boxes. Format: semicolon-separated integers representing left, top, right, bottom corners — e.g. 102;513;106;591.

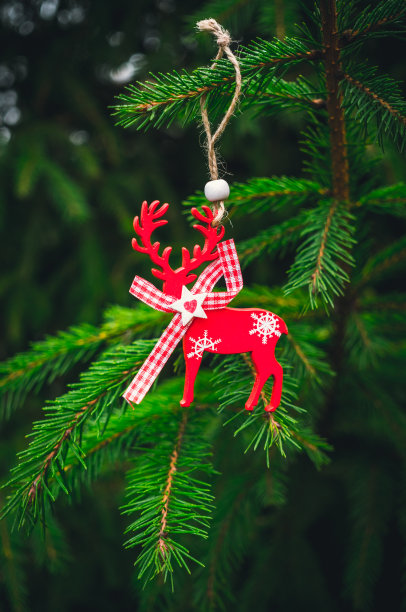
213;355;331;467
230;176;327;212
122;409;215;584
40;160;90;221
285;200;356;308
159;412;188;560
1;341;156;528
358;183;406;217
343;463;393;610
56;408;152;485
284;322;332;385
345;312;390;370
7;373;217;550
198;470;270;610
344;377;406;458
0;505;27;612
241;354;330;463
360;292;406;314
288;333;316;379
238;213;308;266
113;38;322;130
30;515;72;575
300;114;377;207
247;75;327;115
0;322;102;419
301;111;384;207
232;286;312;318
300;115;335;190
206;488;247;609
339;0;406;44
342;65;406;151
312;201;339;290
184;176;327;217
356;236;406;287
0;305;169;419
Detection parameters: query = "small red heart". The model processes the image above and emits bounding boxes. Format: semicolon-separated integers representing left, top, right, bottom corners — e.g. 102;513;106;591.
184;299;197;313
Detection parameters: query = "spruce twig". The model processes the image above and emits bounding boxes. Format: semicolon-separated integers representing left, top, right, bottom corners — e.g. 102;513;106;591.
1;342;155;526
0;306;168;418
340;1;406;44
113;38;322;129
158;411;188;560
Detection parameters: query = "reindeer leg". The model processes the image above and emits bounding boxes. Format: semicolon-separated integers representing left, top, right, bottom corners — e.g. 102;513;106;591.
265;361;283;412
245;372;268;411
180;352;203;408
245;349;270;411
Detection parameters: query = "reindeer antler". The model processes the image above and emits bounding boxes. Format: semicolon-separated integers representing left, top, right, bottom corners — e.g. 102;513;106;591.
181;206;225;277
132;200;175;282
132;201;225;297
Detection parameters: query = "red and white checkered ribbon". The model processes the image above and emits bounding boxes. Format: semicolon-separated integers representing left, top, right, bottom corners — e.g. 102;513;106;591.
123;239;242;405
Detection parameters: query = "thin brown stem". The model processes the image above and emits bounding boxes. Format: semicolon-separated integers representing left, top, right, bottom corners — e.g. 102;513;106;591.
357;247;406;287
360;299;406;313
249;91;327;109
233;187;329;202
353;313;372;350
320;0;350;201
126;49;322;116
287;332;316;377
27;367;137;505
0;332;107;388
359;198;406;206
60;424;138;476
290;432;318;453
158;411;188;558
311;200;339;293
0;314;168;390
340;9;406;44
27;400;97;504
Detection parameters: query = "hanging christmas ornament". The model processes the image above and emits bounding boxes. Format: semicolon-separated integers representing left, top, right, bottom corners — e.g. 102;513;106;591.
123;19;288;412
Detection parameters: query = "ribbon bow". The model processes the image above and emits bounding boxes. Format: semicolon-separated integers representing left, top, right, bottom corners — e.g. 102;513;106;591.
123;239;242;405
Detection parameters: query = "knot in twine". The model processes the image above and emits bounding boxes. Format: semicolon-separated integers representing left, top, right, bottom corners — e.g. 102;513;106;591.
197;18;231;47
196;19;241;227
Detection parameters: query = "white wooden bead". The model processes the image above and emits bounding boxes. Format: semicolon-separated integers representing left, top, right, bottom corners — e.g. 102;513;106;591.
204;179;230;202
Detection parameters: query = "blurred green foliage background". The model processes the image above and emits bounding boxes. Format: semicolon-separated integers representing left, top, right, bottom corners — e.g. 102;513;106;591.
1;0;299;356
1;1;405;610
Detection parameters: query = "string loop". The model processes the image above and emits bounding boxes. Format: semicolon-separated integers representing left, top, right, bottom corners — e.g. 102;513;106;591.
197;19;241;226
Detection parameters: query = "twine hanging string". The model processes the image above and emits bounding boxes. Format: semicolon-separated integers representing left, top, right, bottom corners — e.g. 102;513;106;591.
197;19;242;227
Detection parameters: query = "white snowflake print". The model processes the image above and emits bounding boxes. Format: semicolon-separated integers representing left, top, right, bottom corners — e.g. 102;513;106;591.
249;312;281;344
187;330;222;359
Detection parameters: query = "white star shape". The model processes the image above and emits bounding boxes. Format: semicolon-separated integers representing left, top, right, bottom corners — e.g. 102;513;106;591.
170;285;208;326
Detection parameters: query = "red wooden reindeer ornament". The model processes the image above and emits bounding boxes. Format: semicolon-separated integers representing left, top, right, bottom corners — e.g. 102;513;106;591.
123;201;287;412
